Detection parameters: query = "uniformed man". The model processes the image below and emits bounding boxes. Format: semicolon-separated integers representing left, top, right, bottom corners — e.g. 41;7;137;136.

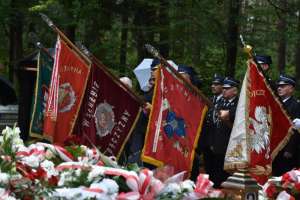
126;59;160;166
191;74;224;180
254;55;276;90
209;77;239;188
178;64;201;88
255;55;272;71
272;74;300;176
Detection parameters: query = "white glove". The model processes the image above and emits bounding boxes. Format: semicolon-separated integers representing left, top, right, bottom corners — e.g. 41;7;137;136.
292;118;300;129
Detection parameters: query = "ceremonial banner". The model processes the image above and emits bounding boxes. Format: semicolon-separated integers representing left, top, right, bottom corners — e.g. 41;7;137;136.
72;59;141;158
30;49;53;138
224;60;293;184
142;66;208;174
44;36;90;144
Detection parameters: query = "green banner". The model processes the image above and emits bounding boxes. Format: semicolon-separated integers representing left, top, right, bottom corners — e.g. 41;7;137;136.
29;49;53;138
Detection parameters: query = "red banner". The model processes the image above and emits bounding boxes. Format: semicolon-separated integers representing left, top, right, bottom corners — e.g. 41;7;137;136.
224;60;293;184
44;36;90;144
142;66;208;174
72;59;141;158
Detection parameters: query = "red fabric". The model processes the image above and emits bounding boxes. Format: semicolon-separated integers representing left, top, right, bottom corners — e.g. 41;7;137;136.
44;36;90;144
248;60;292;184
73;59;141;157
142;67;207;174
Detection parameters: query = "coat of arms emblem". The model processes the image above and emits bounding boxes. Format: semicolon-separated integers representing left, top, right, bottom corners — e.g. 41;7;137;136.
58;82;76;113
94;102;115;137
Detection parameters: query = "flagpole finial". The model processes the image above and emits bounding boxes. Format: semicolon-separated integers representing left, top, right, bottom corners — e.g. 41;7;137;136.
145;44;160;58
240;35;253;58
40;13;54;28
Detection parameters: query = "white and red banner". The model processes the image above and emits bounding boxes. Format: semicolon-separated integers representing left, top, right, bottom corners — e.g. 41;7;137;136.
43;36;91;144
142;66;208;175
224;60;293;184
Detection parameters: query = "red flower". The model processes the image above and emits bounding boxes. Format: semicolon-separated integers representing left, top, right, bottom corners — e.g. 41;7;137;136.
33;167;47;180
48;176;59;186
282;172;292;183
64;135;81;146
295;183;300;192
265;183;277;198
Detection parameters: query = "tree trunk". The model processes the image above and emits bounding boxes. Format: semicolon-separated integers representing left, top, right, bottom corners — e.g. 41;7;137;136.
277;0;287;73
9;0;23;82
295;6;300;85
120;4;129;71
61;0;76;42
225;0;241;77
133;4;155;62
159;0;169;58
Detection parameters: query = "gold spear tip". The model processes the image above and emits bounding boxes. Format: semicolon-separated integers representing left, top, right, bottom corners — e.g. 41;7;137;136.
243;44;253;54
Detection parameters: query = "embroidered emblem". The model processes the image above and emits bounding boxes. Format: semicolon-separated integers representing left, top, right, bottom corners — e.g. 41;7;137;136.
58;82;76;113
94;102;116;137
249;106;271;158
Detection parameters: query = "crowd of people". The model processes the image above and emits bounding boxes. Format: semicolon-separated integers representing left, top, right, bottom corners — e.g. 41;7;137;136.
120;56;300;188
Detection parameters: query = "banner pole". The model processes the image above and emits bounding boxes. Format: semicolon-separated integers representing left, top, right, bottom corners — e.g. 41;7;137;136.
40;13;91;66
145;44;212;107
75;42;146;106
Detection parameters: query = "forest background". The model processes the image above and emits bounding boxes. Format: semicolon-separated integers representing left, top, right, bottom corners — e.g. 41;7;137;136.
1;0;300;96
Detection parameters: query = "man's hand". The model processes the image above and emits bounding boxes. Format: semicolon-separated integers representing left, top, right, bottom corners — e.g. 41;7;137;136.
142;102;152;115
219;110;230;121
293;118;300;129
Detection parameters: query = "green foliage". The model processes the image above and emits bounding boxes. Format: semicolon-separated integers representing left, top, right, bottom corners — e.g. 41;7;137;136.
1;0;300;97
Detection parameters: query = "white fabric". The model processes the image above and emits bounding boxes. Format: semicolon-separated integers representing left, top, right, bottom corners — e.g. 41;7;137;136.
224;68;248;165
133;58;178;92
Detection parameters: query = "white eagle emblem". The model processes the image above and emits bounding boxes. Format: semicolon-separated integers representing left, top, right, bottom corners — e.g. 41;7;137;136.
249;106;271;158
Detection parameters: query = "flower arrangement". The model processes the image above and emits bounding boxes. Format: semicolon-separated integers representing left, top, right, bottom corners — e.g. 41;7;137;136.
0;126;225;200
262;168;300;200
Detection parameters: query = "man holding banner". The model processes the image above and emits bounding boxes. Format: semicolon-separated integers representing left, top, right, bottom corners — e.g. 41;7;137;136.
272;75;300;176
141;64;208;176
209;77;239;188
224;60;294;184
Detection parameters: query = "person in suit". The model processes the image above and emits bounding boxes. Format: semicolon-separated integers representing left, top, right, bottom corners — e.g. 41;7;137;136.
209;77;240;188
254;55;276;90
191;74;224;180
272;74;300;176
126;59;160;166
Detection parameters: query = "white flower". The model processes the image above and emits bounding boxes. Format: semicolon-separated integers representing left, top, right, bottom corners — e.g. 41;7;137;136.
0;188;16;200
58;171;73;186
0;172;10;185
45;149;55;160
91;179;119;194
180;180;195;192
88;166;105;182
160;183;181;196
20;155;40;168
41;160;58;177
75;169;82;176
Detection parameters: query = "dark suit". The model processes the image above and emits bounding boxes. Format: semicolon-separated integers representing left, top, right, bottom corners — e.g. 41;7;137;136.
272;96;300;176
208;96;238;188
191;95;224;180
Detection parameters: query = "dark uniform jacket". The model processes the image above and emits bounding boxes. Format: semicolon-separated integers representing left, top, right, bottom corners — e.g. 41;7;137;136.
198;95;224;151
272;96;300;176
210;96;238;155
